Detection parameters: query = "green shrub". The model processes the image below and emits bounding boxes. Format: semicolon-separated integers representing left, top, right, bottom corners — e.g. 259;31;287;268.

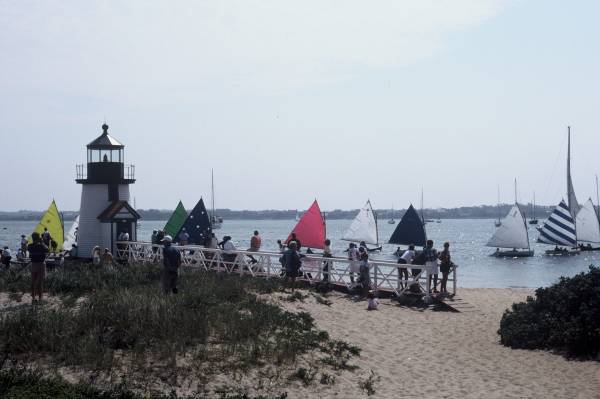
498;265;600;358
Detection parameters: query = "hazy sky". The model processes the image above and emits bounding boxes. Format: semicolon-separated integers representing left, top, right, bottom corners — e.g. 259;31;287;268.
1;0;599;211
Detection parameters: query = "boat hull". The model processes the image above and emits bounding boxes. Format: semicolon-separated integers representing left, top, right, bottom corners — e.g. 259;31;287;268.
544;249;579;256
491;250;534;258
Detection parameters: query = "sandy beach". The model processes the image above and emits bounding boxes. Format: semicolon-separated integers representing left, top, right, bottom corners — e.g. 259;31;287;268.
275;288;600;399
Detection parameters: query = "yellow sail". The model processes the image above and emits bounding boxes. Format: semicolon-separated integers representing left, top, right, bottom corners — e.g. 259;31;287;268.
29;200;64;253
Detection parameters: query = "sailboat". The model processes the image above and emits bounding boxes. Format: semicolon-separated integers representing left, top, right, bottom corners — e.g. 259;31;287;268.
487;180;533;257
537;127;580;255
30;200;64;253
286;200;326;250
210;169;223;229
388;205;396;224
495;186;502;227
164;200;188;238
529;192;539;225
575;198;600;251
175;198;212;245
342;200;382;251
62;215;79;251
389;204;427;255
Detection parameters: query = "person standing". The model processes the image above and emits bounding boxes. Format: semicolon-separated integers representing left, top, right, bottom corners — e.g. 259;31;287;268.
439;242;452;294
28;232;48;303
161;235;181;294
423;240;439;294
102;248;114;266
1;246;12;268
282;242;302;291
178;229;189;246
397;244;415;289
41;228;52;248
20;234;28;254
347;243;360;283
287;233;302;252
322;239;332;283
357;251;371;296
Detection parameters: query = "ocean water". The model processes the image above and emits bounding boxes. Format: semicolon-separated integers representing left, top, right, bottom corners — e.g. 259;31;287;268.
1;218;598;289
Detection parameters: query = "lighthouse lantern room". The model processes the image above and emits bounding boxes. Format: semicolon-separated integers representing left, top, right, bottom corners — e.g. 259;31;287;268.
76;123;140;257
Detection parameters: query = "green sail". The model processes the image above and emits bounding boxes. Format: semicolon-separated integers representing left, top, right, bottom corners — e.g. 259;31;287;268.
164;201;188;238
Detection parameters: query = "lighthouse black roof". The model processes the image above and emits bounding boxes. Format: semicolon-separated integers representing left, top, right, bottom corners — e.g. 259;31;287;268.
87;123;124;149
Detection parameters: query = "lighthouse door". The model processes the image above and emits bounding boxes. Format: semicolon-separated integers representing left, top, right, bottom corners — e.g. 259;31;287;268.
116;220;133;241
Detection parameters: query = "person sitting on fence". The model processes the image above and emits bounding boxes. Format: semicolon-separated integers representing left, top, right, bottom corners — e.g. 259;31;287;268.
347;243;360;283
356;251;371;296
367;290;379;310
322;239;332;283
423;240;439;294
397;244;415;289
439;242;453;294
247;230;261;264
220;236;237;265
277;239;285;253
282;241;302;292
161;235;181;294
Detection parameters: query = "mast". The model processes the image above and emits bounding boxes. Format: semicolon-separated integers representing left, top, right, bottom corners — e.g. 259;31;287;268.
497;185;501;223
532;192;536;220
514;178;517;205
596;175;600;220
420;188;425;225
211;169;215;221
566;126;579;219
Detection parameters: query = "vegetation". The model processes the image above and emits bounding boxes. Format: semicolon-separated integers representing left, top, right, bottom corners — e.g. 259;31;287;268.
498;265;600;359
0;263;360;395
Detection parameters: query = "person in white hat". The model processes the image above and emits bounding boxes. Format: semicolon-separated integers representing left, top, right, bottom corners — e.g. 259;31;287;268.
161;235;181;294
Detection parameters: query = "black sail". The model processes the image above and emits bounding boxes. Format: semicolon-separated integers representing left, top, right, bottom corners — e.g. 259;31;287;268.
175;198;212;245
388;204;427;246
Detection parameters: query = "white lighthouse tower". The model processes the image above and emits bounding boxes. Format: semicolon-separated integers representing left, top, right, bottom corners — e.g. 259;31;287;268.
76;123;140;258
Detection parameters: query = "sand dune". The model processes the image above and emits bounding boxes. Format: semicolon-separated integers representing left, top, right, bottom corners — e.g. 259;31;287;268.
277;288;600;398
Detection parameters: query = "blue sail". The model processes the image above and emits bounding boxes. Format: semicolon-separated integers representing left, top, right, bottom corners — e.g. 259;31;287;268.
388;204;427;246
537;199;577;246
175;197;212;245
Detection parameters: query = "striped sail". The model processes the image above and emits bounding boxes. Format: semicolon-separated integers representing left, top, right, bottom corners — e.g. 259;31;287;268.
537;199;577;246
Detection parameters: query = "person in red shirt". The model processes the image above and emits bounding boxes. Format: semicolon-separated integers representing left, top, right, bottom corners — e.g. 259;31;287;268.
247;230;261;264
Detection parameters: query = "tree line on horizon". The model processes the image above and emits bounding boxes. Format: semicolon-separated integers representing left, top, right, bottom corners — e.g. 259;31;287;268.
0;204;554;221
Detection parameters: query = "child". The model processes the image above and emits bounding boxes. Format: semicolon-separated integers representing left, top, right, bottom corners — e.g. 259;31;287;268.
367;290;379;310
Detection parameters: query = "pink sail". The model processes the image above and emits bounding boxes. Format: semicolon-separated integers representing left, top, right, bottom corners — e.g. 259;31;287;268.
286;200;326;249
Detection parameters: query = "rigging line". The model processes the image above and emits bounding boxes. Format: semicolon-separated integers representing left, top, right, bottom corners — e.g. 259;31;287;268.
542;131;567;204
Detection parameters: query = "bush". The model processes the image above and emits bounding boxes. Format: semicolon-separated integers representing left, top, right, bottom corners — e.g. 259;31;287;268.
498;265;600;358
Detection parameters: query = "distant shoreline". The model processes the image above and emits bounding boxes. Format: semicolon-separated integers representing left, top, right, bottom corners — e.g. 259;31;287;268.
0;204;553;221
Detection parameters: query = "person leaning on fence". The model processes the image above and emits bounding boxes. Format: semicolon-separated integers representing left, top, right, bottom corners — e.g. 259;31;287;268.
322;239;332;283
347;243;360;283
423;239;439;294
397;244;415;289
357;251;371;296
439;242;453;294
161;235;181;294
28;232;49;303
282;241;302;292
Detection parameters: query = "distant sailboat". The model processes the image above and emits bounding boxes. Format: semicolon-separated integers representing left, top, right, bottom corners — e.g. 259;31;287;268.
388;204;427;254
529;192;539;225
495;186;502;227
342;200;382;250
538;127;580;255
388;205;396;224
575;198;600;250
287;200;326;250
63;215;79;251
30;200;64;253
210;169;222;229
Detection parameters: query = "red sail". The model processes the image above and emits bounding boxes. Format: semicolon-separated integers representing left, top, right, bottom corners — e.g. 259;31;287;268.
286;200;326;249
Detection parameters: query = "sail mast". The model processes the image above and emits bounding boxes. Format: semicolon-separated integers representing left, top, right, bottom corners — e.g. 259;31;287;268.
497;185;501;223
420;188;425;225
596;175;600;220
211;169;215;221
566;126;579;219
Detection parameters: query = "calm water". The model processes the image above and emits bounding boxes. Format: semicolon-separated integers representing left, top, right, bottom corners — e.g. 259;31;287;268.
2;218;598;289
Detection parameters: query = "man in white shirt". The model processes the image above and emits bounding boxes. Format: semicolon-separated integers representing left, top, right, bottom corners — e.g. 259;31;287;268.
397;244;415;289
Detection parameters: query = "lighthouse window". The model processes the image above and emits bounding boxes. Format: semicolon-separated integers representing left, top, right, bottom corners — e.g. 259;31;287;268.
100;150;111;162
89;150;100;163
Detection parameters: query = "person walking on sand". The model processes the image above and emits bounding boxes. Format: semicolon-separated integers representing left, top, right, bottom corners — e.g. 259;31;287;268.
397;244;415;289
347;243;360;283
439;242;452;294
282;241;302;291
161;235;181;294
28;232;48;303
423;239;439;294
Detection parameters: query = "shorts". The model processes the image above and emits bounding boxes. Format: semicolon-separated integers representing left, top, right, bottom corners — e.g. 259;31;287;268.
286;268;299;278
440;264;451;274
31;262;46;284
349;261;360;273
425;261;439;275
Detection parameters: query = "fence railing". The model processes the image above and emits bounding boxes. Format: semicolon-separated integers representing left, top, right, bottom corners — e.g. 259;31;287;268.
115;241;457;297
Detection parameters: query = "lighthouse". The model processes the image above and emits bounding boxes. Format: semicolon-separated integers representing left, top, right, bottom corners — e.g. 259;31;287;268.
76;123;140;258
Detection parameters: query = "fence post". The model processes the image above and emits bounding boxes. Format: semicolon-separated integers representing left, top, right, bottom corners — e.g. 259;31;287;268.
453;266;457;295
373;263;378;289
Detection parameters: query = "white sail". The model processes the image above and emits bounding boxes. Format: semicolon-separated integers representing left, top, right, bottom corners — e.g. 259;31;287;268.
575;199;600;243
63;215;79;250
342;200;378;245
486;204;530;249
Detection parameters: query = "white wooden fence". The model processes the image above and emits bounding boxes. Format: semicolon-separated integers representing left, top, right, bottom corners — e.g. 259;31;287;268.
115;241;457;297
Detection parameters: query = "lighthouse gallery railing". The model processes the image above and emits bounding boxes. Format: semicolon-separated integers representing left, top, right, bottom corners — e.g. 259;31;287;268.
116;241;457;297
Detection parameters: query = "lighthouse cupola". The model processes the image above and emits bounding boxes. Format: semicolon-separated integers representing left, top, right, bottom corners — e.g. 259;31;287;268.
76;123;140;258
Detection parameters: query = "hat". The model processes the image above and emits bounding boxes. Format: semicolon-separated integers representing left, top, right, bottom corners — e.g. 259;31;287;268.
162;235;173;243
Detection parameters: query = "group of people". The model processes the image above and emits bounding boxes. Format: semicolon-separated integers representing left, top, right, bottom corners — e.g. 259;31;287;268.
396;240;454;294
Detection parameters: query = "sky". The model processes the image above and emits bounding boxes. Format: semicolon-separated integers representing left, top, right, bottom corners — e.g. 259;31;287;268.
1;0;600;211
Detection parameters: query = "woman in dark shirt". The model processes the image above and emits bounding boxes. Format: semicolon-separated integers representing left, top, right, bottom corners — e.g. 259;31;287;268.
439;242;452;294
28;232;49;302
